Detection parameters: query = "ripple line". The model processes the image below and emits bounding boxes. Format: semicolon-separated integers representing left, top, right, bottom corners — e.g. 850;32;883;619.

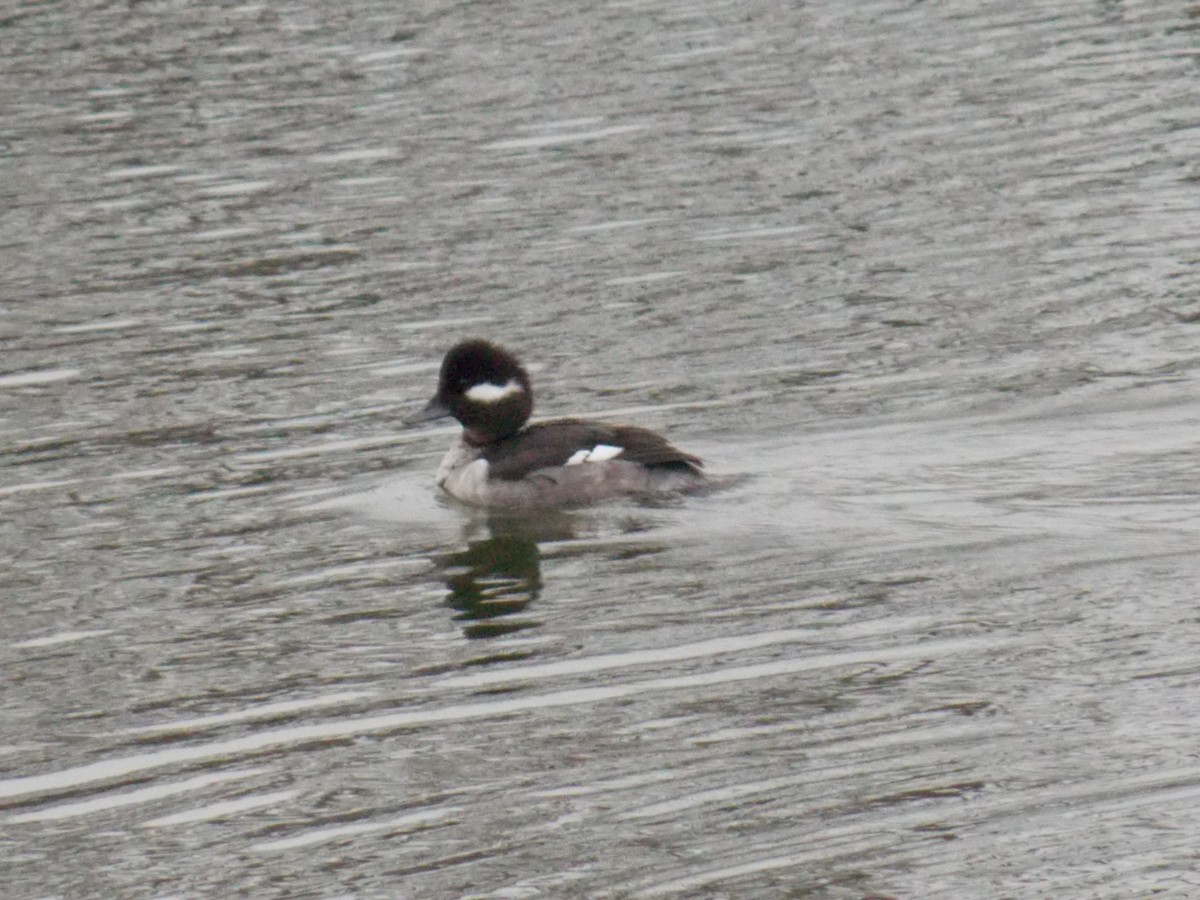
139;789;299;827
6;768;271;823
249;806;461;852
433;617;941;689
0;635;996;803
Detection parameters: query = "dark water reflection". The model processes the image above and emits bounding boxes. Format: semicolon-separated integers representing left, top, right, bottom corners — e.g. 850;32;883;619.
435;518;554;639
434;511;683;639
5;0;1200;898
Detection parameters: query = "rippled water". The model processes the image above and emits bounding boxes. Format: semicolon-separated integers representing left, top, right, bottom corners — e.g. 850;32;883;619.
4;1;1200;897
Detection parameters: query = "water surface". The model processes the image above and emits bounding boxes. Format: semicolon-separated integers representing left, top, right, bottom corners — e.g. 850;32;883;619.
4;1;1200;897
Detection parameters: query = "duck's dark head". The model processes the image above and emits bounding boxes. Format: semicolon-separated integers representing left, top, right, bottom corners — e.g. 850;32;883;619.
406;339;534;444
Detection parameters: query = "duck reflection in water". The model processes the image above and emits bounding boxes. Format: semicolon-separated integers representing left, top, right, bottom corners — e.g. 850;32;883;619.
432;513;577;639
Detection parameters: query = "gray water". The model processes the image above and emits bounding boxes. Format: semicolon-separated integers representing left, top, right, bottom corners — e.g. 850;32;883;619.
3;1;1200;897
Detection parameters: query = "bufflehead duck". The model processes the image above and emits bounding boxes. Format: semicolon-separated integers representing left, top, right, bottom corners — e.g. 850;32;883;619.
406;340;704;510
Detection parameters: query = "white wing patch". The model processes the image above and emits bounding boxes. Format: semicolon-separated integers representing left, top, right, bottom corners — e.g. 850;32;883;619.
565;444;624;465
464;380;524;403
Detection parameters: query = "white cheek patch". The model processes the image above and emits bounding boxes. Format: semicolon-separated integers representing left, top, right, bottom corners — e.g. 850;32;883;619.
464;380;524;403
565;444;624;466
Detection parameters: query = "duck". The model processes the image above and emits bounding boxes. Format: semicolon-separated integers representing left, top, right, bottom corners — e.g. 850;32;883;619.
406;339;704;509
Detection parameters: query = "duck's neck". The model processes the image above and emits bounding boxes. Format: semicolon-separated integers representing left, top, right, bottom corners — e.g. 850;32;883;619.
463;423;524;447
